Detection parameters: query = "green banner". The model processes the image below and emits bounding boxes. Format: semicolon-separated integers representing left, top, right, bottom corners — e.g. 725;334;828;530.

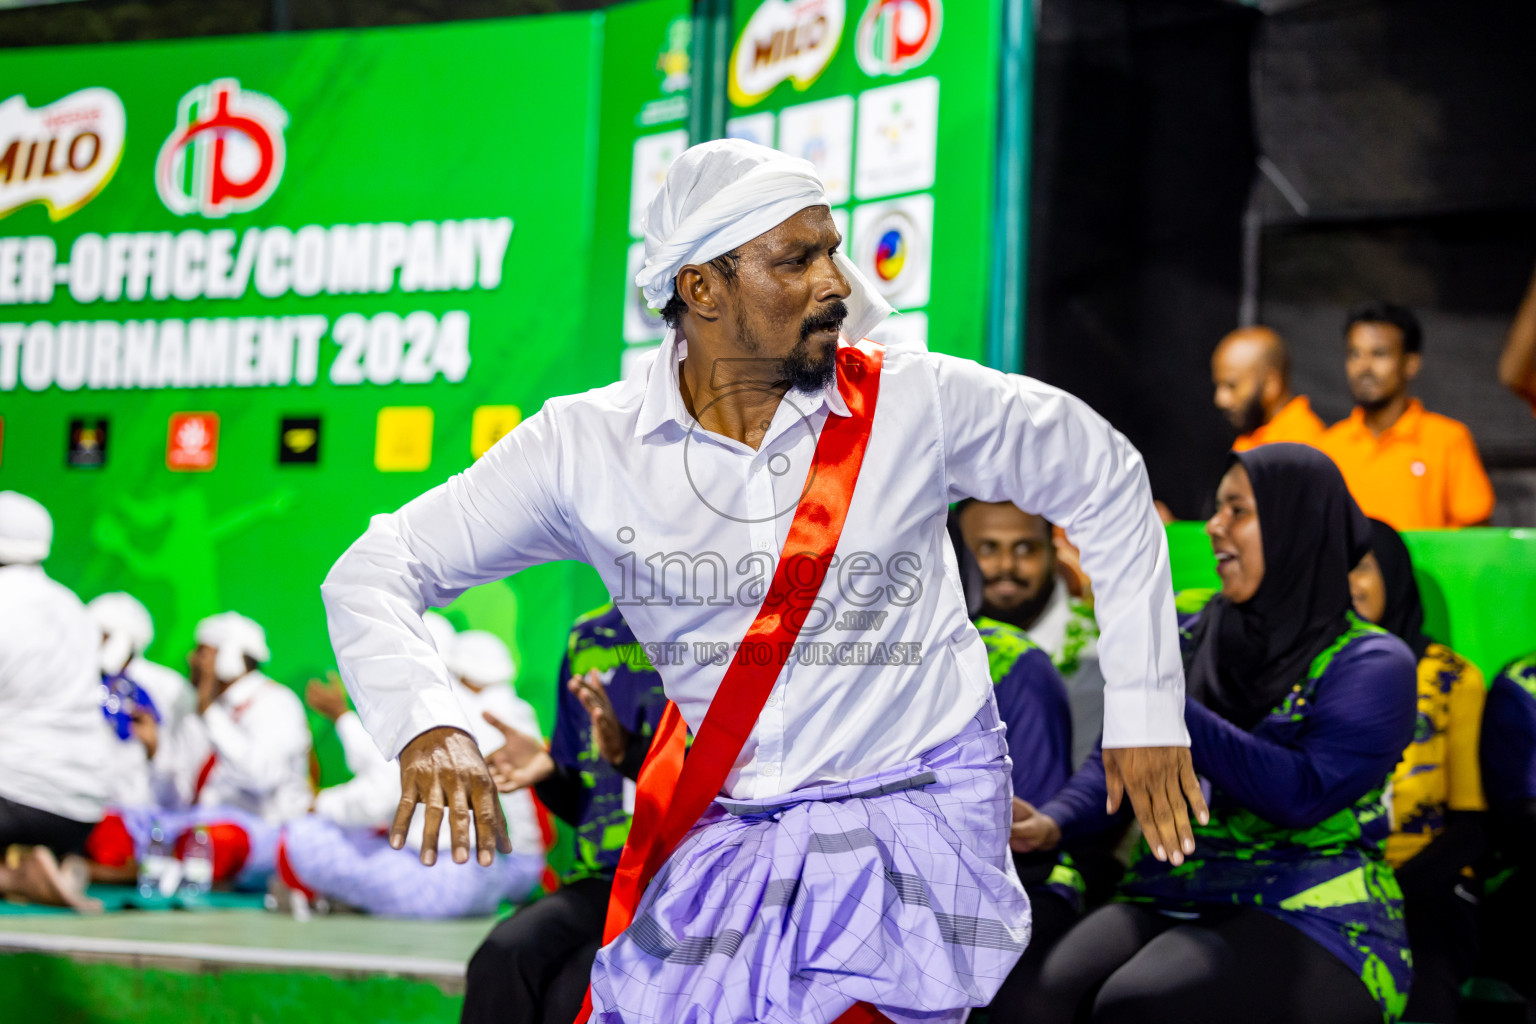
0;15;634;771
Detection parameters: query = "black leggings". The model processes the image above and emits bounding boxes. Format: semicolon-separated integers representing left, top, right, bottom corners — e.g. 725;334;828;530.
1022;903;1382;1024
0;794;95;856
461;874;611;1024
986;885;1082;1023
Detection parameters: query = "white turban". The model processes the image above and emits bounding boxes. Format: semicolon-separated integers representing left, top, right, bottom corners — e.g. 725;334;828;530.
423;610;457;654
89;592;155;674
0;491;52;565
636;139;892;344
447;630;515;689
195;611;270;683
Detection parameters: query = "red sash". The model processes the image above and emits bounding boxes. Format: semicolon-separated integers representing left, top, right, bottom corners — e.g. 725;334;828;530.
576;342;891;1024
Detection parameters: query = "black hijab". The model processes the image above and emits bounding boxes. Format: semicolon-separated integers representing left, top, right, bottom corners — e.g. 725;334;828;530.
1366;518;1433;660
1185;443;1372;730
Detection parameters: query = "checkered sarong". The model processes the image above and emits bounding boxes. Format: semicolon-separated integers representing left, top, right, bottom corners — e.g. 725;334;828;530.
589;699;1030;1024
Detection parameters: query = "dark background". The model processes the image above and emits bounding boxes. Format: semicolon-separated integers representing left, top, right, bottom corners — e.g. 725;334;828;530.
1027;0;1536;521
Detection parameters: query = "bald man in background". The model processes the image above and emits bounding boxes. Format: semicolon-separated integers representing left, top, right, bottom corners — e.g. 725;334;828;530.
1211;326;1325;451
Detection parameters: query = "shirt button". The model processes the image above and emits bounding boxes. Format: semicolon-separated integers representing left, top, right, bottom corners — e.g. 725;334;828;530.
766;693;779;707
760;762;779;777
756;538;772;551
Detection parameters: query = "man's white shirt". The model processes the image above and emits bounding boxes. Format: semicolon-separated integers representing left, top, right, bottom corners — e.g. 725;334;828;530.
0;564;117;822
324;336;1189;802
185;670;313;823
1025;582;1107;769
103;656;199;809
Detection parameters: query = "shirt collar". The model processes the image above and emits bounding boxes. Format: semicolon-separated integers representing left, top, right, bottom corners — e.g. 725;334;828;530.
1347;397;1423;440
219;670;267;710
634;330;851;441
1025;581;1071;658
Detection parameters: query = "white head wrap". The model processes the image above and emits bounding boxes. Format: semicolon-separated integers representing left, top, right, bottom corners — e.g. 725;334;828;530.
423;610;457;654
636;139;892;344
195;611;270;683
89;592;155;674
447;630;515;689
0;491;53;565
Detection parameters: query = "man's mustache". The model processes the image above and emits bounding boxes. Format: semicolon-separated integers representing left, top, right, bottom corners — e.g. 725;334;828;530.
800;300;849;343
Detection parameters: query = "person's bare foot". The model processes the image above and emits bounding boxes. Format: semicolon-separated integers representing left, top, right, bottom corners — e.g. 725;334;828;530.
3;847;103;913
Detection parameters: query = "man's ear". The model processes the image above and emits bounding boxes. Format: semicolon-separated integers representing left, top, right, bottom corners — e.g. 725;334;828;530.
1403;351;1423;383
1261;367;1285;410
677;265;721;323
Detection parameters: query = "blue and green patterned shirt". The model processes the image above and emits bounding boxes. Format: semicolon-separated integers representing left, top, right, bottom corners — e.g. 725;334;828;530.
546;604;668;883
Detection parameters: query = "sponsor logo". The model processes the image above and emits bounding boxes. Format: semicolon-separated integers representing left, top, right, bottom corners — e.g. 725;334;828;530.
375;406;433;472
278;416;321;465
855;0;942;77
471;405;522;459
156;79;288;218
729;0;846;108
0;87;126;222
167;412;220;471
853;193;933;309
67;417;109;468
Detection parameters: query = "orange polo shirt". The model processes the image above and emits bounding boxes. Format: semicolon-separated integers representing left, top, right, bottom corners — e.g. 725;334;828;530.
1318;399;1494;530
1232;395;1327;452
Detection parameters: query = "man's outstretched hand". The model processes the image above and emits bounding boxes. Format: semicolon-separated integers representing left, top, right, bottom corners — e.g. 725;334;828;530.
482;710;556;793
392;726;511;867
1103;746;1208;866
568;669;628;767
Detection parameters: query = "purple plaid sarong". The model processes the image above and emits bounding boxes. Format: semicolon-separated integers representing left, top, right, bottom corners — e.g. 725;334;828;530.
589;698;1031;1024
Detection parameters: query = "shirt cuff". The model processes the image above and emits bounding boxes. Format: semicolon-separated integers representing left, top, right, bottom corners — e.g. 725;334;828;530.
374;687;476;760
1101;687;1190;748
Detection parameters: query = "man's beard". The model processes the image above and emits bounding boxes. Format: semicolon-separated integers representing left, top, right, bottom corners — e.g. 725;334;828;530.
979;573;1056;632
777;300;847;394
1231;392;1266;435
1353;388;1395;414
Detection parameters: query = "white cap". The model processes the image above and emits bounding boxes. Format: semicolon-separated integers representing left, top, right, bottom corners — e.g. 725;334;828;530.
447;630;515;688
195;611;270;683
423;610;457;654
89;592;155;652
0;491;53;565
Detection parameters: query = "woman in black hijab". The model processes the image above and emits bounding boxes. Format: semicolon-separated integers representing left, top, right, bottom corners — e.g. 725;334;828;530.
1015;444;1419;1024
1350;517;1487;1024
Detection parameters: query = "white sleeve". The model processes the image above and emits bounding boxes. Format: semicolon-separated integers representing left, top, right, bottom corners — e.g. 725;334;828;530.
932;353;1189;748
321;407;583;759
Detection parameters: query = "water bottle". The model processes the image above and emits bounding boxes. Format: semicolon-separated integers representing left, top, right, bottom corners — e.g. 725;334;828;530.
180;825;215;901
138;820;175;899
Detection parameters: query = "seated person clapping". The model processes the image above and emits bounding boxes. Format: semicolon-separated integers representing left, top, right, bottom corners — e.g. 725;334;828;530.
1014;444;1418;1024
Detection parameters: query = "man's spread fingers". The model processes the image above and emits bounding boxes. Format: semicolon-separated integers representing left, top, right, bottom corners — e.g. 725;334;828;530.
1181;751;1210;825
420;782;446;866
1105;758;1125;814
1148;782;1184;867
449;781;472;865
1165;770;1195;857
1124;781;1163;861
487;777;513;855
389;793;417;851
470;777;503;863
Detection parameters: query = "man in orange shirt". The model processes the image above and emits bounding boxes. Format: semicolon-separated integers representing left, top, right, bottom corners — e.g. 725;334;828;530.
1319;302;1494;529
1210;325;1326;452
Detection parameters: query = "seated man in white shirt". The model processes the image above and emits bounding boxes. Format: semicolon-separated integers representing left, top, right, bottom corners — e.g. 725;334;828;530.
0;491;116;911
275;628;544;917
117;612;313;889
953;500;1106;768
80;592;201;880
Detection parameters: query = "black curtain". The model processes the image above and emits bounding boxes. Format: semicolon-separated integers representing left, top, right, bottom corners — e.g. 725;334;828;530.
1027;0;1260;519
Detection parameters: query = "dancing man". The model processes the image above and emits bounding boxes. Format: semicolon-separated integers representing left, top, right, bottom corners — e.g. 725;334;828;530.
323;139;1204;1024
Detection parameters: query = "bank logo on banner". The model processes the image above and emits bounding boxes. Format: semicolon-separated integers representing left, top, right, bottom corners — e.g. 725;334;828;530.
729;0;846;108
0;87;126;222
856;0;942;77
166;412;220;471
156;79;288;219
